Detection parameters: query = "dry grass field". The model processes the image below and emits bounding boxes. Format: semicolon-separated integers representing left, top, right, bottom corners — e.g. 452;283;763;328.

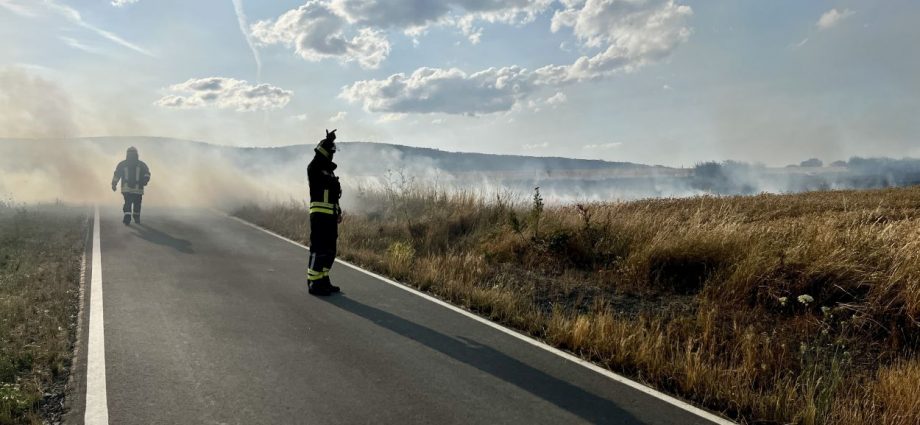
236;185;920;424
0;203;86;424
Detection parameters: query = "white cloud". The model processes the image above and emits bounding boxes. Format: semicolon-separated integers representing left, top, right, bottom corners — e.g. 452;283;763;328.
546;91;567;105
522;142;549;150
376;113;406;123
1;0;154;56
329;0;552;34
256;0;552;67
251;0;390;69
526;91;566;112
59;36;105;55
341;66;536;115
340;0;693;116
156;77;292;111
583;142;622;149
817;8;854;30
329;111;348;122
329;0;450;29
232;0;262;79
0;0;39;16
111;0;139;7
46;0;154;56
543;0;693;83
292;113;310;121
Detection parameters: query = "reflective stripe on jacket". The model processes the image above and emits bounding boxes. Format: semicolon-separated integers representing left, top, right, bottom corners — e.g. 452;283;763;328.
112;160;151;194
307;152;341;216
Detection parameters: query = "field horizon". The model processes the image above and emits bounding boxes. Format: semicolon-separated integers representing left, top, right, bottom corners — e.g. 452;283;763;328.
3;137;920;207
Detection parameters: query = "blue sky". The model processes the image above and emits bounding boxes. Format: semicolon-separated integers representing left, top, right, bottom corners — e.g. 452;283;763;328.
1;0;917;166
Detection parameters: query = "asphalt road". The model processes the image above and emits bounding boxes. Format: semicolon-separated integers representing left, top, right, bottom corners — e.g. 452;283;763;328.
69;207;730;425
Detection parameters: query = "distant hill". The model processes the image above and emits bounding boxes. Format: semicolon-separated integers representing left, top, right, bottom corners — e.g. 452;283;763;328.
336;142;650;174
8;137;650;174
207;140;654;175
3;136;919;203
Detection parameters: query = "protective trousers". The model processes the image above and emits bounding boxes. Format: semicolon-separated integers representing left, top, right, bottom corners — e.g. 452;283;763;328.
123;193;142;222
308;213;338;282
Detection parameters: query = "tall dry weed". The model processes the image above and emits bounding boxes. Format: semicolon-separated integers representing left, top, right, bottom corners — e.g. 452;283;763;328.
235;186;920;424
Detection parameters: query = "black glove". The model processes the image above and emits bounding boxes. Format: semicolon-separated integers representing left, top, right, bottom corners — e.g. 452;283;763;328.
325;128;337;142
111;183;117;192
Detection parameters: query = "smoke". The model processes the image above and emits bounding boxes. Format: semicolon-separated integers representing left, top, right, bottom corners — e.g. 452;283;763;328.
0;65;295;210
0;67;79;139
0;137;308;209
2;134;920;213
231;0;262;81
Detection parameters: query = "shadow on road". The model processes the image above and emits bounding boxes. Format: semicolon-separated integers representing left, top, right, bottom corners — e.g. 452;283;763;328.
323;295;642;424
130;224;194;254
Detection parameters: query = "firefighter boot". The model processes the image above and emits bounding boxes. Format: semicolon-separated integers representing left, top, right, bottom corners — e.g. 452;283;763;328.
324;276;340;293
133;213;141;224
308;278;331;296
122;213;131;225
308;277;339;296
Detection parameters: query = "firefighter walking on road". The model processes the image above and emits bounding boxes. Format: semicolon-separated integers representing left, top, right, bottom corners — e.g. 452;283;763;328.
111;146;151;225
307;129;343;296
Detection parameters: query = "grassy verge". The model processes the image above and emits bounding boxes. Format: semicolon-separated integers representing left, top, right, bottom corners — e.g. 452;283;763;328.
0;203;87;424
235;186;920;424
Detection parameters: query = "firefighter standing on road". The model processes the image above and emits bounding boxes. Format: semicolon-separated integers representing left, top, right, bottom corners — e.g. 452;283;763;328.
111;146;151;225
307;129;343;296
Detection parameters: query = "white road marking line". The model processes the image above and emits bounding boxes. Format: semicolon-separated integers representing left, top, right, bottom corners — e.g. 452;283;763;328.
85;206;109;425
226;214;736;425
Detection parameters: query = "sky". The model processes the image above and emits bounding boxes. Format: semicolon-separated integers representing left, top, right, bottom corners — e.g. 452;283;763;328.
0;0;918;166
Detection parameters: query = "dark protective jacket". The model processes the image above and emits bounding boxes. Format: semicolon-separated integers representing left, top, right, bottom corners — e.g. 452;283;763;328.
112;151;151;195
307;151;341;216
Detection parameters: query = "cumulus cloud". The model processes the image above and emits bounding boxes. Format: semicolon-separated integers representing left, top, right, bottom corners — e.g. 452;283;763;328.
328;0;451;29
545;91;567;105
817;8;854;30
329;111;348;122
327;0;552;44
341;66;537;115
542;0;693;83
341;0;693;115
251;0;390;69
526;91;566;112
330;0;551;29
156;77;292;111
255;0;553;65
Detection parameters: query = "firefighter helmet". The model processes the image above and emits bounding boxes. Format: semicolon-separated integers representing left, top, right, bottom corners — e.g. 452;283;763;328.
315;129;337;159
